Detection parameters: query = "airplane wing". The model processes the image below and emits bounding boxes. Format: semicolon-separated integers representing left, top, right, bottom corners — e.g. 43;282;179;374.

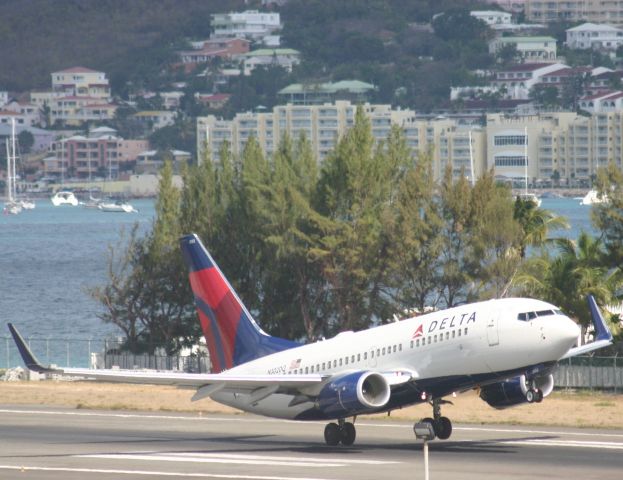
559;295;614;360
8;323;415;403
8;323;324;396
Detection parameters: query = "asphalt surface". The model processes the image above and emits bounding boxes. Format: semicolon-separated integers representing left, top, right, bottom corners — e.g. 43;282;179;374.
0;405;622;479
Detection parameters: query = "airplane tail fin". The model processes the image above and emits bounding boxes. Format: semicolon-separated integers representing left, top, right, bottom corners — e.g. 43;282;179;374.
180;234;299;373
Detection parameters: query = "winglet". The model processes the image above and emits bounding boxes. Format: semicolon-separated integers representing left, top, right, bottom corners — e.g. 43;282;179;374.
7;323;55;373
587;295;613;342
560;296;613;360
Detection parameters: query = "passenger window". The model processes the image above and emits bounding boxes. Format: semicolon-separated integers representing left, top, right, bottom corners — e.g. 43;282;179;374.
416;339;420;347
458;329;461;337
364;352;368;360
446;332;450;340
399;344;402;351
452;331;455;338
377;348;380;356
357;353;361;362
393;345;397;353
333;360;337;368
339;358;342;366
322;362;325;370
464;327;468;335
382;347;386;355
427;337;431;345
345;357;349;365
351;355;355;363
305;367;309;374
410;340;414;348
434;335;437;343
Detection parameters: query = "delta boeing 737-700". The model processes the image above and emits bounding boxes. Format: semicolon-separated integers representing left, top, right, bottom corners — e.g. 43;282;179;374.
8;233;613;446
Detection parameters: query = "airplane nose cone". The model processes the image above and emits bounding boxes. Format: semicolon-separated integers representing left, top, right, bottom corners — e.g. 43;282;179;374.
560;317;581;345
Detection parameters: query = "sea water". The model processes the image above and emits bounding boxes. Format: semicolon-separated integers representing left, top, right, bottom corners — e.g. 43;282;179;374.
0;196;595;368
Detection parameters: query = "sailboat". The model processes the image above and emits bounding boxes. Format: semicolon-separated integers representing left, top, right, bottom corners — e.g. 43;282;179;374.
3;119;24;215
81;148;101;209
517;127;541;207
98;147;136;213
51;136;78;207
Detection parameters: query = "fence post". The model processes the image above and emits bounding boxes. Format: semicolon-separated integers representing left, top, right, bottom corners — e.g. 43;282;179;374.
615;354;619;395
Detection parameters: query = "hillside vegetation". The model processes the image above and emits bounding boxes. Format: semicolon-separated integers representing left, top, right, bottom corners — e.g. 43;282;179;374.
2;0;494;110
0;0;242;92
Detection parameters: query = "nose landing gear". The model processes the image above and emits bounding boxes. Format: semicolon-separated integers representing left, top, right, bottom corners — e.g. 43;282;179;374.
324;417;357;446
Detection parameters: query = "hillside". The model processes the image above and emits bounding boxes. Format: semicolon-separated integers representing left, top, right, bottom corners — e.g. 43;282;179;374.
0;0;243;93
1;0;495;111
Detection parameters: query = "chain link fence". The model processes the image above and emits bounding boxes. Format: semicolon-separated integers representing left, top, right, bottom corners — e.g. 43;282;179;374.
1;335;621;390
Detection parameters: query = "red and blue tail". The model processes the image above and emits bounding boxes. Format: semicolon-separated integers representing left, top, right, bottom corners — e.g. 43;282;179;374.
180;234;300;373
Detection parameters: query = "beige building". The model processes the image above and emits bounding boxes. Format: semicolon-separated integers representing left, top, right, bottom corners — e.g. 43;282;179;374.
525;0;623;26
198;102;623;187
197;101;488;181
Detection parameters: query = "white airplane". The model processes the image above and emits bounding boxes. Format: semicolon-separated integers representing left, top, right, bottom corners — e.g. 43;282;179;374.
9;233;613;446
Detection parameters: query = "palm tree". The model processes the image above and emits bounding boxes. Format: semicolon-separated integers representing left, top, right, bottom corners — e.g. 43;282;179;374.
514;198;569;258
515;232;621;336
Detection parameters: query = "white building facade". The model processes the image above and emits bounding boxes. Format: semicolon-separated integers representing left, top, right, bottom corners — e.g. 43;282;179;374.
566;22;623;50
210;10;281;44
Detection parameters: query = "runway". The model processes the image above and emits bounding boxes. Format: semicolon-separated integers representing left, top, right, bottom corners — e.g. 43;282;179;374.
0;406;622;479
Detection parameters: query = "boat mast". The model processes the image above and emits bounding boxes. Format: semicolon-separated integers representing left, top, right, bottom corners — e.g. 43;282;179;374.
10;118;17;201
469;130;475;187
5;142;11;202
524;126;528;196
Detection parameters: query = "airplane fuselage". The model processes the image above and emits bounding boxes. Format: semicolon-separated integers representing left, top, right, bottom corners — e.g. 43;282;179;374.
212;297;579;420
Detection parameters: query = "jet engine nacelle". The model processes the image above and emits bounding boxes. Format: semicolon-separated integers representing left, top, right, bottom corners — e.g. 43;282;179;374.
317;371;391;418
479;374;554;409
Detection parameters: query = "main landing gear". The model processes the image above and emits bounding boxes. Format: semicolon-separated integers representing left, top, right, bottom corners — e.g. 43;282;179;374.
525;387;543;403
417;398;453;440
324;418;356;446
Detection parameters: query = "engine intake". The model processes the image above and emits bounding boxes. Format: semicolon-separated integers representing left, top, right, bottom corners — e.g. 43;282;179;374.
479;374;554;409
317;371;391;418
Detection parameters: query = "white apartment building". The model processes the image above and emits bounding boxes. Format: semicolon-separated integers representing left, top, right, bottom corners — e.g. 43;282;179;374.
566;22;623;50
482;0;526;13
241;48;301;75
526;0;623;26
211;10;281;44
489;36;557;62
471;10;513;26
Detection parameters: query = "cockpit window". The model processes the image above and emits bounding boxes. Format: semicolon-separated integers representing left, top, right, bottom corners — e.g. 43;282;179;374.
518;309;558;321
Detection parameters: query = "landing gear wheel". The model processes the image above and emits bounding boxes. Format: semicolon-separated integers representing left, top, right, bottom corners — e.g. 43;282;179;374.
341;422;356;446
525;389;536;403
434;416;452;440
324;422;341;446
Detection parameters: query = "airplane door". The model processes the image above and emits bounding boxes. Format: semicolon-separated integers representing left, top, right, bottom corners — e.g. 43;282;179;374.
487;310;499;346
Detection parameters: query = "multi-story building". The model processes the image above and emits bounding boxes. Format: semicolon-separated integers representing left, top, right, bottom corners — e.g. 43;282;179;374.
196;101;488;181
492;62;567;99
526;0;623;26
51;66;111;100
46;127;148;179
133;111;177;131
210;10;281;44
471;10;514;26
489;36;558;62
198;101;623;187
566;22;623;50
241;48;301;75
29;67;115;126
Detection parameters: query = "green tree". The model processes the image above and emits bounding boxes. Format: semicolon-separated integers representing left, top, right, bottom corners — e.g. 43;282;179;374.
17;130;34;154
514;198;569;258
592;163;623;269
